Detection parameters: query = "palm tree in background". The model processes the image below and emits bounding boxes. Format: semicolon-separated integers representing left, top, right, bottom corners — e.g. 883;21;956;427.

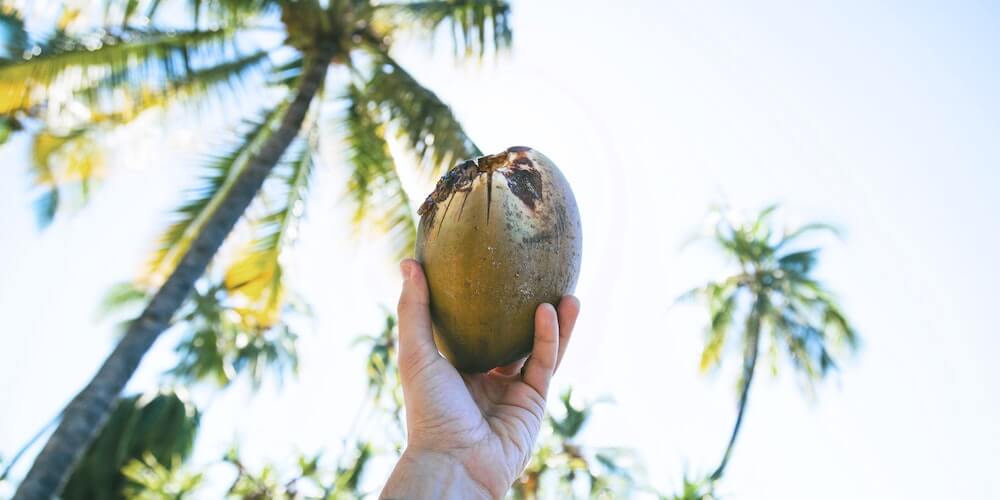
682;206;859;482
1;1;512;497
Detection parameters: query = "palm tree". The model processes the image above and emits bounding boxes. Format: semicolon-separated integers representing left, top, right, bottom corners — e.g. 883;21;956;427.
2;1;512;497
682;205;859;482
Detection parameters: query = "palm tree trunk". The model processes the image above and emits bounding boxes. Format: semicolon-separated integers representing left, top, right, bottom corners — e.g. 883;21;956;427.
12;49;332;500
710;297;763;482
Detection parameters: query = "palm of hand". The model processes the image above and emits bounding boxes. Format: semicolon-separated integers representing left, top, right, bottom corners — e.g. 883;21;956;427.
402;353;548;495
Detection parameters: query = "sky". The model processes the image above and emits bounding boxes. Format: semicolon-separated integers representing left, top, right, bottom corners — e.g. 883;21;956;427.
3;0;1000;498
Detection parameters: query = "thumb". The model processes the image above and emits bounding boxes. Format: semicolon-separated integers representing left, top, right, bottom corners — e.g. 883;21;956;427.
396;259;439;372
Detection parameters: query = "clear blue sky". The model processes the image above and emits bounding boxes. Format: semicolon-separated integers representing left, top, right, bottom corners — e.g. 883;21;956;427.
2;1;999;498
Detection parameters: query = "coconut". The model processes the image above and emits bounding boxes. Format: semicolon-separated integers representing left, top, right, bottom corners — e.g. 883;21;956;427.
415;146;582;372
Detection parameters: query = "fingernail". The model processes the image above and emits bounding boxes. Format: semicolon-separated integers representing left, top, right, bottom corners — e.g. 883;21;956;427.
400;261;412;281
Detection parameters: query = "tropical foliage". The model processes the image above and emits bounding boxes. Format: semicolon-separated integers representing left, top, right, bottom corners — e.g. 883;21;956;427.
510;389;644;499
55;313;651;498
61;390;199;500
1;2;862;498
1;0;512;497
681;205;859;481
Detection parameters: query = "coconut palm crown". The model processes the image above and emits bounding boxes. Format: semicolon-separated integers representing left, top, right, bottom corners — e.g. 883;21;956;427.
682;205;859;482
1;1;512;498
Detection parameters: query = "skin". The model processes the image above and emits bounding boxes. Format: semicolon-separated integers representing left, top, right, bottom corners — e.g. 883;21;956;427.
381;259;581;499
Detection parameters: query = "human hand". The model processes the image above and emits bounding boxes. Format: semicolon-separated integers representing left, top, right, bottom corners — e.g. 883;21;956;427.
381;259;580;499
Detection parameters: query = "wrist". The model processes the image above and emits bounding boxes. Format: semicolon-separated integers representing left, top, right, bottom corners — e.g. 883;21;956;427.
381;449;498;500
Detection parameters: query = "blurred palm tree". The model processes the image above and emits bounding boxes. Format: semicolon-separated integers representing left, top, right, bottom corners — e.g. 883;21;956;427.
2;1;512;497
681;205;859;481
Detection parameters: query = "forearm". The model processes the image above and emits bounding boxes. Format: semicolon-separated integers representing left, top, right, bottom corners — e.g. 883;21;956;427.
381;450;496;500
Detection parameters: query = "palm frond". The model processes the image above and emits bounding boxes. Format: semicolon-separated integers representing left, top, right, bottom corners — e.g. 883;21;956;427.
100;0;143;27
713;217;756;264
699;282;740;373
375;0;512;58
192;0;282;26
549;388;590;439
364;51;480;173
789;280;858;349
124;0;143;25
29;126;105;227
675;285;704;304
777;248;819;276
344;83;418;260
118;0;273;29
0;27;235;113
722;223;773;265
23;50;269;227
822;300;859;349
356;314;399;396
74;47;271;125
61;390;200;500
268;55;303;87
137;48;270;107
170;281;301;388
775;222;841;250
144;97;290;285
120;453;204;499
770;309;827;380
334;443;374;494
0;114;20;144
97;281;149;318
0;6;28;60
750;203;779;237
146;0;166;20
223;129;317;329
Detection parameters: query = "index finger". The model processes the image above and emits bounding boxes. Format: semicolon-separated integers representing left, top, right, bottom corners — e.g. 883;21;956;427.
396;259;439;374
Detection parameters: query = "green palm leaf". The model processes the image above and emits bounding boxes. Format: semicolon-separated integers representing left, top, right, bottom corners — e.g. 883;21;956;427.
0;114;19;144
170;281;301;388
0;6;28;60
0;27;234;113
23;50;269;227
365;51;481;173
344;84;418;260
771;308;832;380
144;97;291;284
29;126;104;227
223;127;317;328
131;48;270;107
375;0;512;57
775;222;841;250
777;248;819;276
700;282;739;372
